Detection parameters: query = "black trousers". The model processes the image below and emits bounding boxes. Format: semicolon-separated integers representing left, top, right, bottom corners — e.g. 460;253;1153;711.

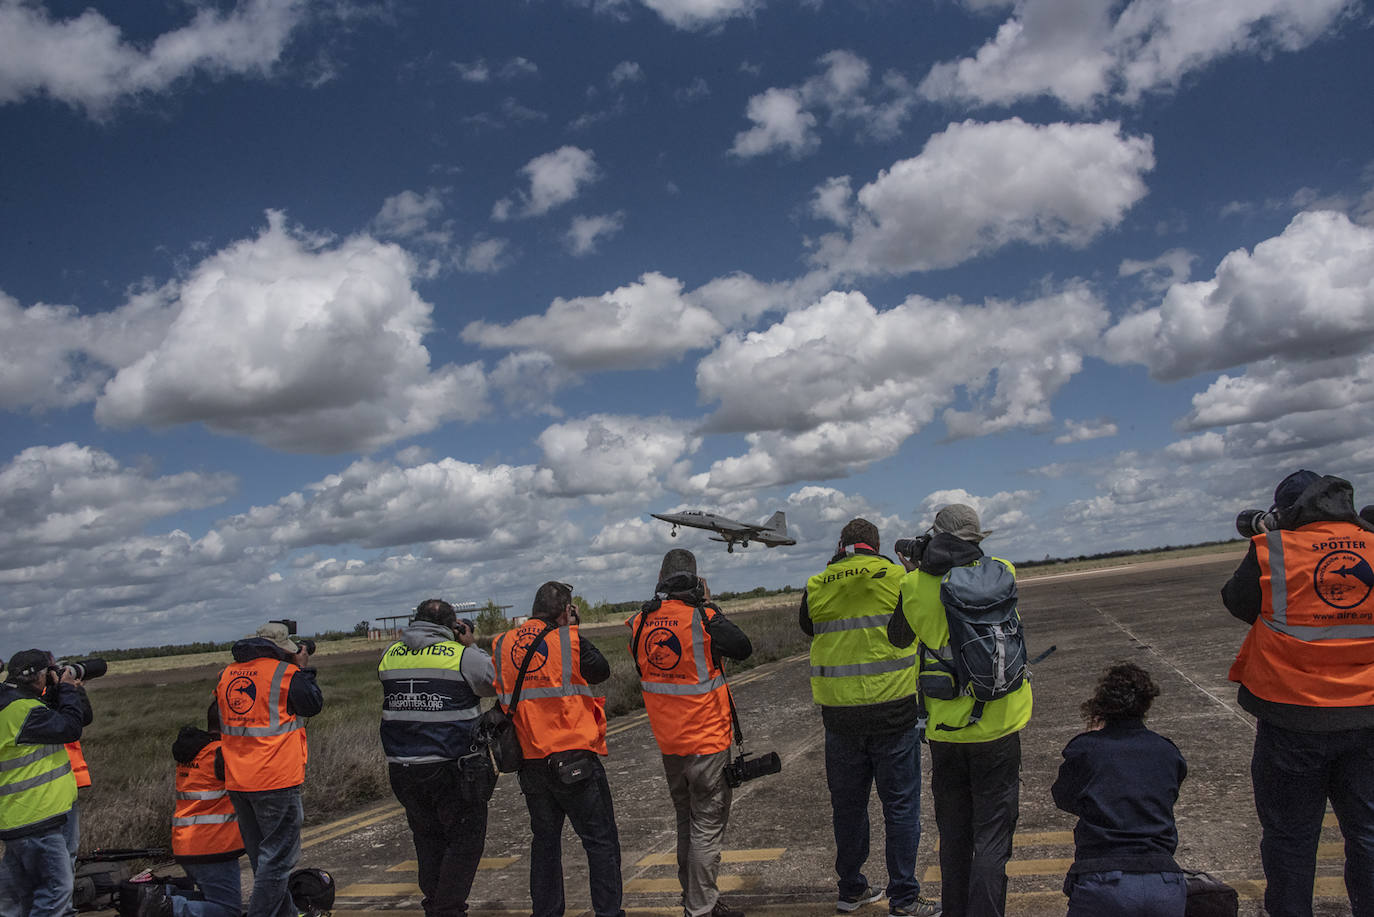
388;756;496;917
929;732;1022;917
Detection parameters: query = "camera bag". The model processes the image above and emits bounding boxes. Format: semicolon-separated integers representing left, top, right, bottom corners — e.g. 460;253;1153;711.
1183;871;1239;917
478;621;555;774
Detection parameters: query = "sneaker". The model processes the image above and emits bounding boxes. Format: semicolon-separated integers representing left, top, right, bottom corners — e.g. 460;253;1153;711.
837;886;884;912
890;895;942;916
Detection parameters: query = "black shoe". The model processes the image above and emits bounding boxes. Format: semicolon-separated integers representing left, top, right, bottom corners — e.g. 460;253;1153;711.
711;898;745;917
838;885;884;912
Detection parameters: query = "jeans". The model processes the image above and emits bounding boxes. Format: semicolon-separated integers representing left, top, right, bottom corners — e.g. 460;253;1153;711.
824;726;923;909
170;859;244;917
62;800;80;917
929;731;1021;917
1251;720;1374;917
1065;871;1186;917
518;755;625;917
662;750;732;917
389;756;497;917
0;823;75;917
229;786;303;917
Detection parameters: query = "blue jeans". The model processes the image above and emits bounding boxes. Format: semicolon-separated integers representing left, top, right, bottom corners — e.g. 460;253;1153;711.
0;823;75;917
1251;721;1374;917
824;726;923;908
1065;871;1185;917
518;755;625;917
230;786;303;917
170;859;243;917
62;801;80;917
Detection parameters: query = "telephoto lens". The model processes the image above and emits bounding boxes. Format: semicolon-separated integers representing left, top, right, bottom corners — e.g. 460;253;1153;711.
62;658;107;681
1235;509;1279;539
724;750;782;788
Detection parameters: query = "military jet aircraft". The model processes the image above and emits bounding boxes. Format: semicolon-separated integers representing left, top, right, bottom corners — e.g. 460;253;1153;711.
650;509;796;553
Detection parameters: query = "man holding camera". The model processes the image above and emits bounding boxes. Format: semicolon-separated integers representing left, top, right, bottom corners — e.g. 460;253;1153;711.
890;504;1030;917
629;549;753;917
800;519;938;917
492;581;624;917
1222;470;1374;917
378;599;497;917
0;650;89;917
215;622;323;917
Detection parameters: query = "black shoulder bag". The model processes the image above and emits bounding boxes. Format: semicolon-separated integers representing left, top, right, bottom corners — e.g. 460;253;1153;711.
478;621;555;773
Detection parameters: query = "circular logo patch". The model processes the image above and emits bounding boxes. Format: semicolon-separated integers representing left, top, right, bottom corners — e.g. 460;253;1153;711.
511;631;549;674
644;627;683;672
1313;550;1374;609
226;676;257;714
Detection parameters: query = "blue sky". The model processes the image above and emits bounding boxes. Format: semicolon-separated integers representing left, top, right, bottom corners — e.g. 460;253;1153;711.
3;0;1373;651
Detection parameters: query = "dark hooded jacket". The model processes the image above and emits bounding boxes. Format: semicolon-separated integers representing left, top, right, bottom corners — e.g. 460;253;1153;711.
1221;474;1374;730
229;638;324;718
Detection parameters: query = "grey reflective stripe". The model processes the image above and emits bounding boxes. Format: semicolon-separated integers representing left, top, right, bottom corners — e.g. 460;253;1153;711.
519;684;594;699
0;759;72;796
1268;530;1288;624
380;707;482;722
1262;617;1374;641
641;675;727;696
171;813;236;826
380;668;466;682
176;789;227;801
558;627;573;687
689;605;710;684
268;662;289;731
811;657;914;679
0;744;61;772
221;720;304;737
384;754;452;765
811;614;891;634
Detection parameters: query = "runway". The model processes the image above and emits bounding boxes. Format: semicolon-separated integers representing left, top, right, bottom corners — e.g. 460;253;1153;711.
308;551;1359;916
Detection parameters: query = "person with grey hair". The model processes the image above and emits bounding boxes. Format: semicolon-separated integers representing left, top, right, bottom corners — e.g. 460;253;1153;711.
628;549;753;917
801;519;938;917
889;504;1031;917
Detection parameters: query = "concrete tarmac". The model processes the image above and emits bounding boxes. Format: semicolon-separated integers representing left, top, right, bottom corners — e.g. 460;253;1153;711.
309;552;1360;916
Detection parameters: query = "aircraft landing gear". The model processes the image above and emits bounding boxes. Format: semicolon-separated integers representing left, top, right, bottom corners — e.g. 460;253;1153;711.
727;543;734;553
670;526;678;537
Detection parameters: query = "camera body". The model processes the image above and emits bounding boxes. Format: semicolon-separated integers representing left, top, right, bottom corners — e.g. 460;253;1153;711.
894;534;932;565
58;658;107;681
723;750;781;788
1236;509;1281;539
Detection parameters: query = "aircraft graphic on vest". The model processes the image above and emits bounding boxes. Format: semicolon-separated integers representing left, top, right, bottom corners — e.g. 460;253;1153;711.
645;628;684;671
512;631;550;673
385;678;446;711
1315;552;1374;609
226;676;257;714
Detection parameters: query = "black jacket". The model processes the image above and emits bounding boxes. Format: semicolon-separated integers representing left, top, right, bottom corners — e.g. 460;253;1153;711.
1051;719;1186;875
1221;474;1374;730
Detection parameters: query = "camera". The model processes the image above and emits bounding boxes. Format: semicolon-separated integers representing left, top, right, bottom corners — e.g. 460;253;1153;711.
58;658;107;681
1236;509;1281;539
295;637;316;656
723;750;781;788
894;534;932;565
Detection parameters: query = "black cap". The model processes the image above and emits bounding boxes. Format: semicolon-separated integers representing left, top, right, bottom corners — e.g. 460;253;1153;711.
6;649;53;683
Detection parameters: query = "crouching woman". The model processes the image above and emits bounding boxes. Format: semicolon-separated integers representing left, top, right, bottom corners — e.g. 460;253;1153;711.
1051;662;1188;917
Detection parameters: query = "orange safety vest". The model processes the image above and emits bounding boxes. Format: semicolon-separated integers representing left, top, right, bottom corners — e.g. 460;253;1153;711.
1229;521;1374;707
216;659;308;792
628;600;732;756
65;741;91;788
172;740;243;860
492;621;607;760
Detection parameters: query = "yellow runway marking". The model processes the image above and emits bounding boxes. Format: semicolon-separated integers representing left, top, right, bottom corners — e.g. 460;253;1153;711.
338;883;422;897
624;876;757;894
385;856;519;872
303;803;402;850
1013;830;1073;847
302;800;397;841
636;848;786;866
924;858;1073;882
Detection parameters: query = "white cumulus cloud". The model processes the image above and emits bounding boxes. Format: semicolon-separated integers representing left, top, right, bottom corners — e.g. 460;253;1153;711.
537;414;701;498
492;146;600;220
566;211;626;256
812;118;1154;275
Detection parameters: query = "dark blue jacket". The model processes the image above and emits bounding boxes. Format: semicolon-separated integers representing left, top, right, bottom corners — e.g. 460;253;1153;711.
1051;718;1186;874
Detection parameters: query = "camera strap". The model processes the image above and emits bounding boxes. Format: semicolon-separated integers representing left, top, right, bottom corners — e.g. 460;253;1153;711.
633;601;748;748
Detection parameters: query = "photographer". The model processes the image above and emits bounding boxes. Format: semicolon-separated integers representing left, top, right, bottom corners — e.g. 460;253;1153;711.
0;650;88;917
1222;470;1374;917
492;581;624;917
800;519;936;917
628;549;752;917
378;600;497;917
215;622;323;917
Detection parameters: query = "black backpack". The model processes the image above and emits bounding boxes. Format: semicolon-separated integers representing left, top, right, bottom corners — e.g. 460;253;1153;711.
917;558;1027;731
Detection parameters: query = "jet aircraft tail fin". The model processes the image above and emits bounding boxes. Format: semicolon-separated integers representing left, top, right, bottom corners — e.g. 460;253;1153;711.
763;511;787;535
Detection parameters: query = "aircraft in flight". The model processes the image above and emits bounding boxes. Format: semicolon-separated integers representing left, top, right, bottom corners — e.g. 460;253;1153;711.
650;509;796;553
